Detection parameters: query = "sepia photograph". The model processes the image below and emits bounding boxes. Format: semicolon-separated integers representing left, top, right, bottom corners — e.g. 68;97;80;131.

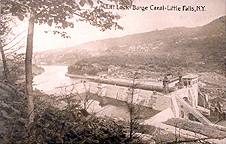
0;0;226;143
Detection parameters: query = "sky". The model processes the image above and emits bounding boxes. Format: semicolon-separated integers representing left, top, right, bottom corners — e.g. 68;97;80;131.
8;0;226;53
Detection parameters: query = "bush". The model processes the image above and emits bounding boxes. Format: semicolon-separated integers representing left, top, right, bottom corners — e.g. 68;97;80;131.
164;118;226;139
19;104;149;143
0;83;144;143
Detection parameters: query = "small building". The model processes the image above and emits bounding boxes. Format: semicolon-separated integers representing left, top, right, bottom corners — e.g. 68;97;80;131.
182;74;198;87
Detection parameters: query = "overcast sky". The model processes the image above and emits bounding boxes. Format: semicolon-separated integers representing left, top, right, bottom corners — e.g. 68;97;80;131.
12;0;225;53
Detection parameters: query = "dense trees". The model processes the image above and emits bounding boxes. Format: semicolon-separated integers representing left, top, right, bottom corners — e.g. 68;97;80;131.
1;0;132;123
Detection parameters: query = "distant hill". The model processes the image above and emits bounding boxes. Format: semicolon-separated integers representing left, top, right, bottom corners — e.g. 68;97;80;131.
34;16;226;77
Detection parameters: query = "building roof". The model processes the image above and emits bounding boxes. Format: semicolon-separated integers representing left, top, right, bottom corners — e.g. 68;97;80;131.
182;74;198;79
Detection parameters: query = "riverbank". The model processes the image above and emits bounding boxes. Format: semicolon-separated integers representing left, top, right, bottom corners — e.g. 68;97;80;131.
33;65;45;76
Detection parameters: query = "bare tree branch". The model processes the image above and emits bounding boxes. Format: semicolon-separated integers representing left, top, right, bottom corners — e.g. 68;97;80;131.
3;30;26;48
4;36;26;51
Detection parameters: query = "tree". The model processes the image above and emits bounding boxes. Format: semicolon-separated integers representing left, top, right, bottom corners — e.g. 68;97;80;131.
126;72;141;139
1;0;133;124
0;13;26;82
0;13;12;81
0;36;8;80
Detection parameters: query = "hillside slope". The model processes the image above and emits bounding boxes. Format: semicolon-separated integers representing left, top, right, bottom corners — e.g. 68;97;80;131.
35;16;225;77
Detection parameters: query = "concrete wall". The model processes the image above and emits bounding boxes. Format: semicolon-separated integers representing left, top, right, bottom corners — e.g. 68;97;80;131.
152;95;172;111
171;85;199;109
80;82;173;111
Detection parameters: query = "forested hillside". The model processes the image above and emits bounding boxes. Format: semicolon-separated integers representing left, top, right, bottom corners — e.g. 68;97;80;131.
35;16;225;78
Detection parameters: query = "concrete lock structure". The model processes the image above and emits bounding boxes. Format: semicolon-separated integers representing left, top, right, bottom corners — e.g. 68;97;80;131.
66;72;212;125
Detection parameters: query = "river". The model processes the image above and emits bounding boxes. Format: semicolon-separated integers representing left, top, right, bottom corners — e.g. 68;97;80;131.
33;65;76;93
33;65;130;121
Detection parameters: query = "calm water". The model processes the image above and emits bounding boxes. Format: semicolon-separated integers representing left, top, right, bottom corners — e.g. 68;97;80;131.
33;65;130;120
33;66;75;92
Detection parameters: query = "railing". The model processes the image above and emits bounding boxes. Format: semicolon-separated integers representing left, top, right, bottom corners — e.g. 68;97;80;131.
175;95;212;125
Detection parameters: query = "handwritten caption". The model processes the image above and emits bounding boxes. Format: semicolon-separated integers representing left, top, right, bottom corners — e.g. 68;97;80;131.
101;4;206;12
